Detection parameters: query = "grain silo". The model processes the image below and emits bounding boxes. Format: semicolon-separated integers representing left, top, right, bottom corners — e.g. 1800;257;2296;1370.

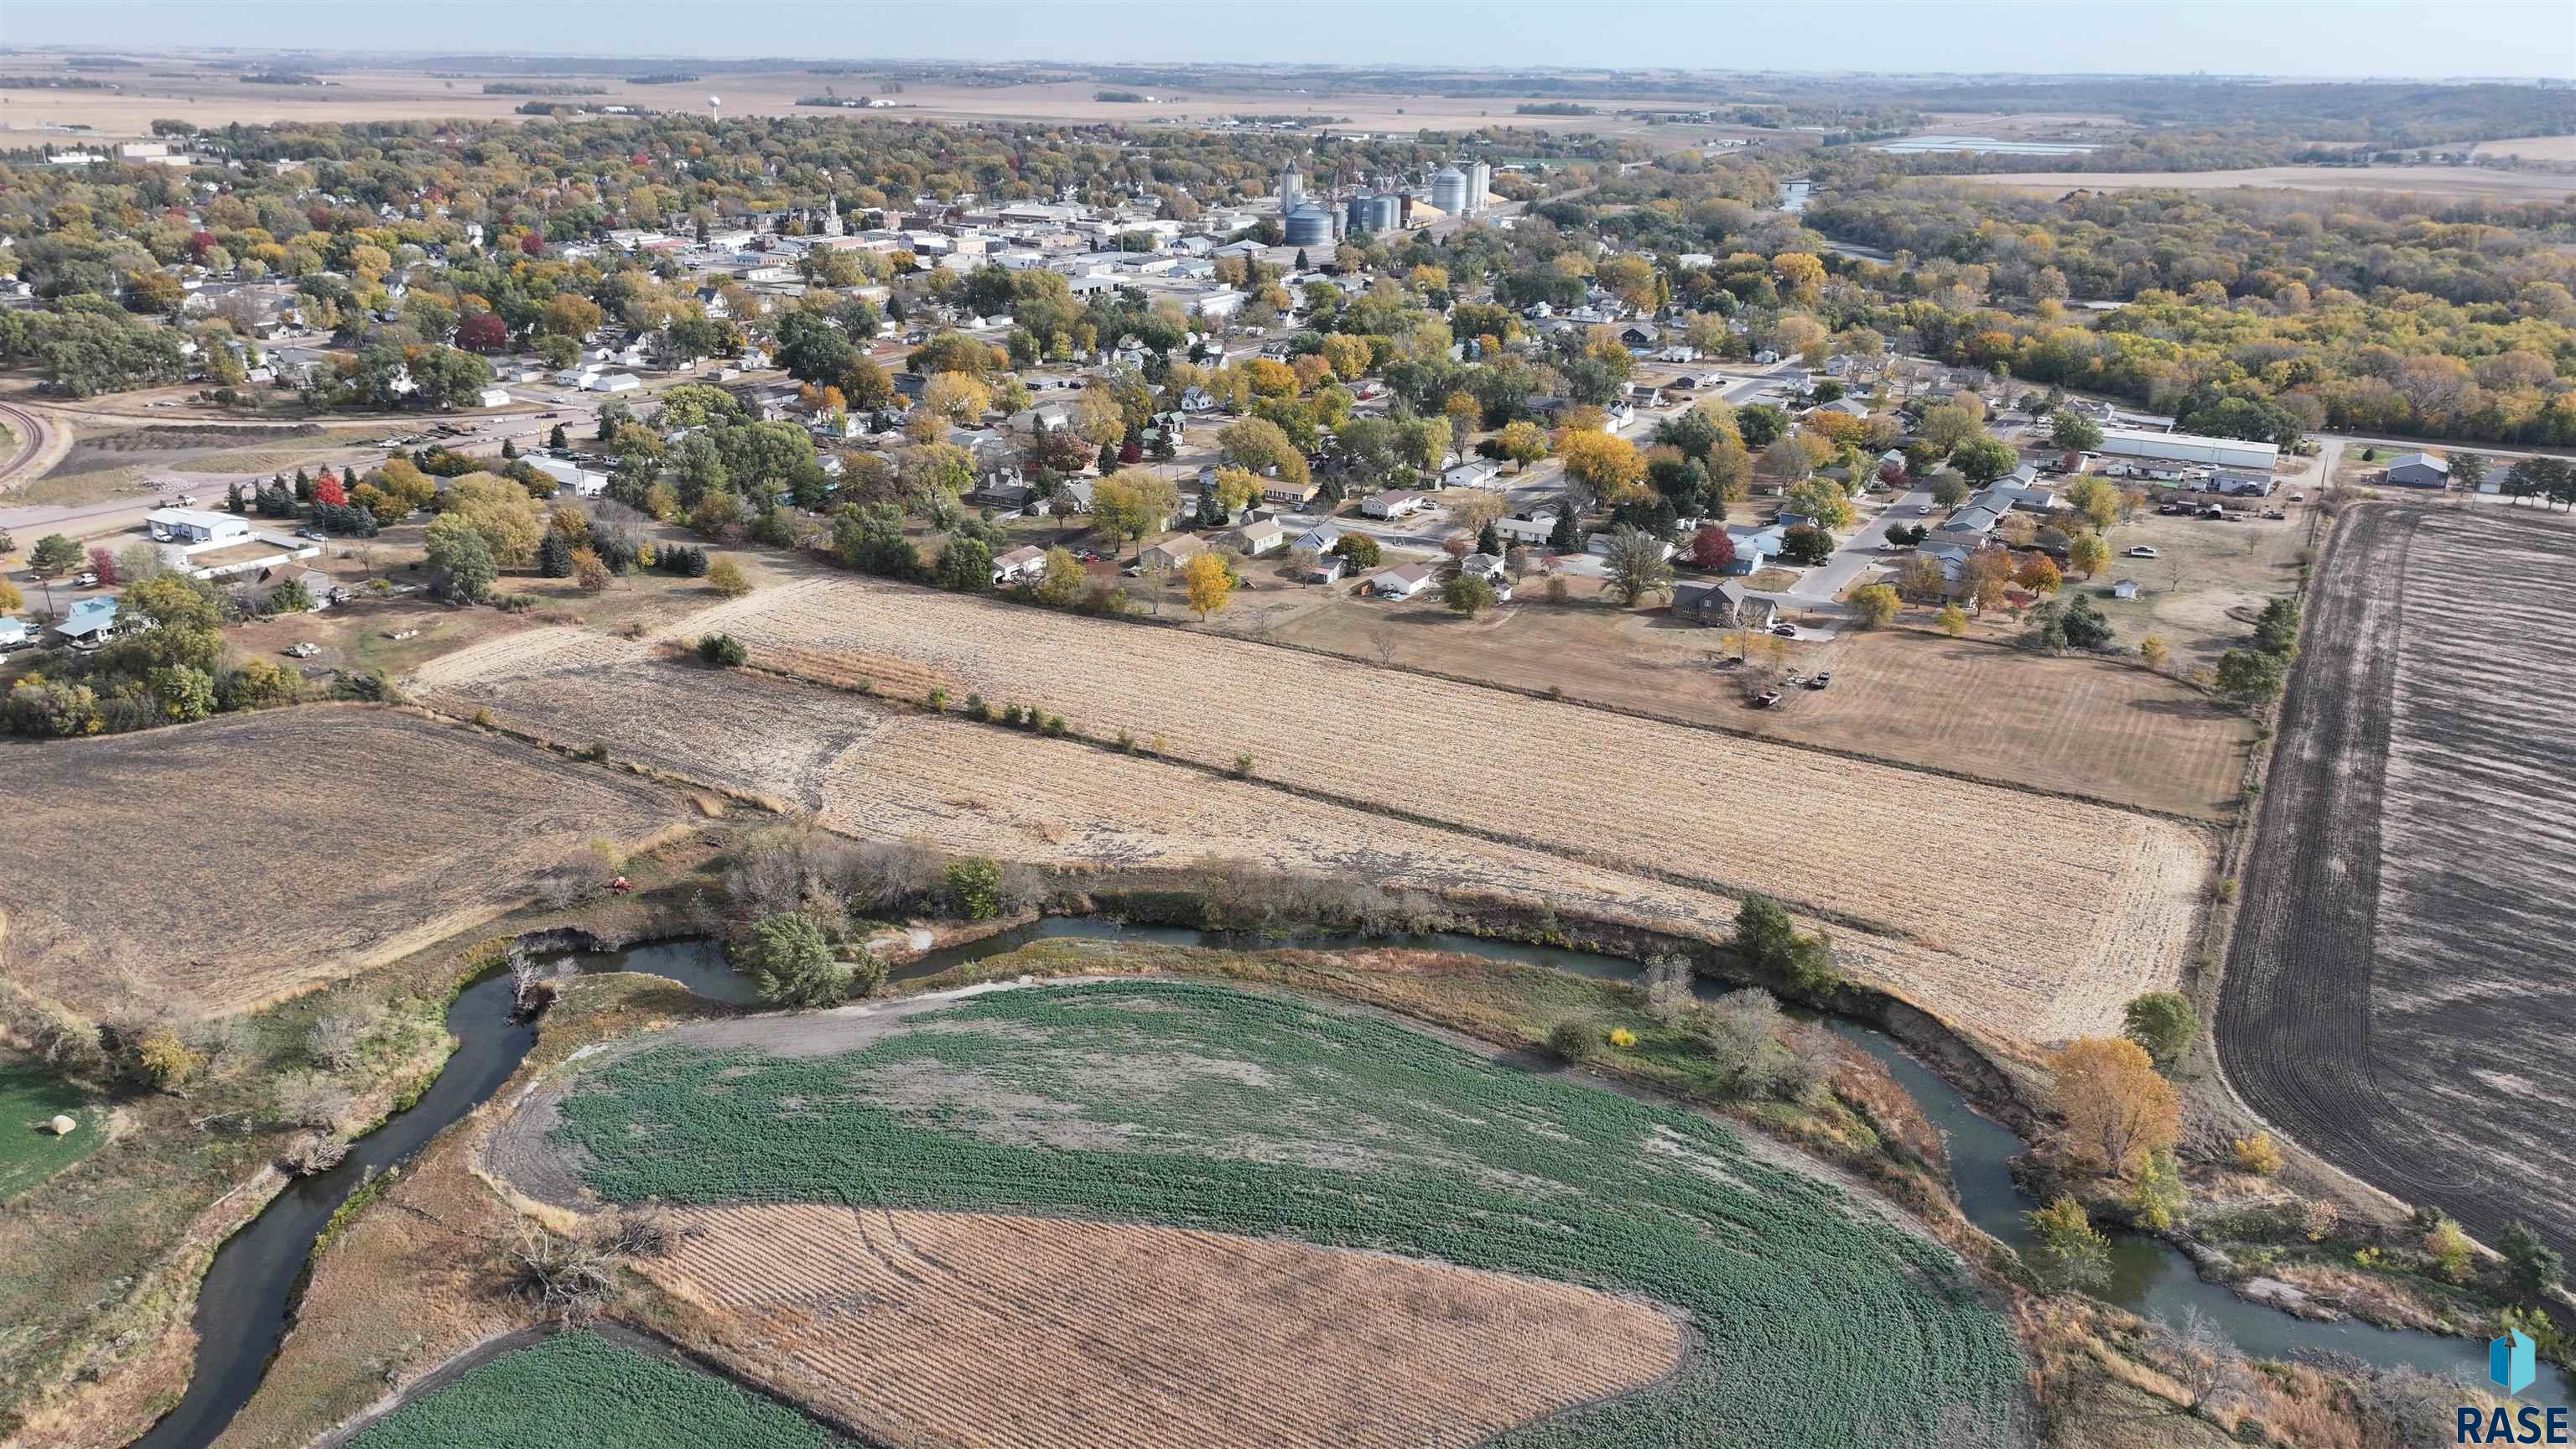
1277;164;1305;216
1283;204;1335;249
1465;160;1493;216
1345;192;1400;236
1428;165;1469;218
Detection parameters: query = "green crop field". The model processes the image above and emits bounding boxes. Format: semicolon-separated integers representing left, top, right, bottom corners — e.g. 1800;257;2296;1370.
347;1332;851;1449
0;1053;97;1203
549;981;2023;1446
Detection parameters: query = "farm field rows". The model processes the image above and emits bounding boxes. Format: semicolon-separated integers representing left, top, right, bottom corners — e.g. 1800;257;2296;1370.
671;577;2211;1042
412;626;2154;1042
647;1205;1685;1449
506;979;2025;1446
2222;504;2576;1264
1961;166;2576;200
410;629;898;810
0;708;684;1017
1258;595;2250;818
345;1330;850;1449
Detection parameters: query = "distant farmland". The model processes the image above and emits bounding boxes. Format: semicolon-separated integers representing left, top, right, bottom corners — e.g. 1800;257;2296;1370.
1961;165;2576;201
2223;504;2576;1264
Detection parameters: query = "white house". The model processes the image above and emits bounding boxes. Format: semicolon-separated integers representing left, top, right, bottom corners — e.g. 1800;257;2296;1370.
524;455;609;497
475;386;512;409
1490;513;1558;548
1368;562;1436;599
991;544;1047;586
1441;460;1502;490
586;371;641;394
1229;518;1291;556
1363;489;1430;520
1293;522;1344;556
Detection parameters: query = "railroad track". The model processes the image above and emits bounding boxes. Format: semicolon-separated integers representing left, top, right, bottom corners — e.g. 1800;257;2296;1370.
0;398;47;486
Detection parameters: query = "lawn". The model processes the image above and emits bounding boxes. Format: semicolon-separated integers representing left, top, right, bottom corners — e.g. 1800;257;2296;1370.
347;1332;851;1449
543;979;2024;1446
0;1053;96;1202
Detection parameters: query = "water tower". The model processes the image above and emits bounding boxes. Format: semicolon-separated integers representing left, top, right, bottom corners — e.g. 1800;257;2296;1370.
708;95;722;124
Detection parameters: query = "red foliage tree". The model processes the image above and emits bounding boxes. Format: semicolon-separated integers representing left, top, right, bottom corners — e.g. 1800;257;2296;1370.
1118;437;1142;465
312;468;346;507
1686;524;1737;571
456;311;509;353
87;546;119;586
186;231;220;264
518;231;546;257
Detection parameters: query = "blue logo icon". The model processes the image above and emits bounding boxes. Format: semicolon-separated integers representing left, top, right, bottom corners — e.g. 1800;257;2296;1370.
2493;1328;2537;1397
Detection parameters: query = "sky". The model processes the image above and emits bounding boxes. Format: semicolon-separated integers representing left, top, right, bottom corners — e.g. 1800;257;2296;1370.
5;1;2573;79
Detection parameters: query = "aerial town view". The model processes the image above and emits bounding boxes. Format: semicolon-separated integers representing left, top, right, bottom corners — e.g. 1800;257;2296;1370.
0;1;2573;1446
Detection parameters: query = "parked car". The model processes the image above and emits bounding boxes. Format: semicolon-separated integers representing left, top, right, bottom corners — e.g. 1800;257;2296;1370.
1769;622;1797;637
70;569;99;587
296;527;323;540
2288;491;2304;501
284;641;320;658
2126;545;2160;558
1753;689;1784;709
1807;672;1832;690
2262;508;2288;520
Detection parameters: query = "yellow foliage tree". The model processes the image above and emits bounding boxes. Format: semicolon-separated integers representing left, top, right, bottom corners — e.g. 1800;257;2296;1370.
2049;1036;2181;1176
922;371;990;425
1180;551;1234;620
1556;430;1646;505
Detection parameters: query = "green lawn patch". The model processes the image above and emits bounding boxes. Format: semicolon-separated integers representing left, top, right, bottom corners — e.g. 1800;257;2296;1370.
348;1332;850;1449
549;979;2023;1446
0;1052;98;1202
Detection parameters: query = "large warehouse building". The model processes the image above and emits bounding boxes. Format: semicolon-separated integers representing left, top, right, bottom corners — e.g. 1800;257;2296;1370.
2096;427;2281;472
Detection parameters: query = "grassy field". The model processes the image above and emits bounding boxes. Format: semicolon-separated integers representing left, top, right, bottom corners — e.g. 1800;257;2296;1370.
521;979;2025;1446
0;1053;96;1202
345;1332;851;1449
0;708;686;1018
2224;504;2576;1268
1961;166;2576;200
1248;584;2248;818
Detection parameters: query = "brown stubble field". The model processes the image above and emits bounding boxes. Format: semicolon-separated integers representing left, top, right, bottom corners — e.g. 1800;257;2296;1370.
405;590;2209;1048
641;1204;1685;1449
0;707;685;1019
2221;503;2576;1264
1247;587;2249;819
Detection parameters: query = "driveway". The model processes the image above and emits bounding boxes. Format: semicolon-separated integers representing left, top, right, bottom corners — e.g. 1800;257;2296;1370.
1734;487;1924;612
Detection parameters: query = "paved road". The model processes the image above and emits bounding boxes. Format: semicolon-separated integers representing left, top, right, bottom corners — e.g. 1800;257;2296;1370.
1761;487;1926;609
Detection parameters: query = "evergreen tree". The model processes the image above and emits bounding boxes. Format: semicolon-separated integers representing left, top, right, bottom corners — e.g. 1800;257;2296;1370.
1478;520;1502;556
548;423;569;450
501;436;518;460
1549;508;1581;551
293;468;314;503
537;530;574;578
1097;441;1119;476
226;481;247;515
1295;247;1311;272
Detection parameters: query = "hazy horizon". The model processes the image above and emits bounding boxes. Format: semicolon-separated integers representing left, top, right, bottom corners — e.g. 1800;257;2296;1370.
8;1;2574;82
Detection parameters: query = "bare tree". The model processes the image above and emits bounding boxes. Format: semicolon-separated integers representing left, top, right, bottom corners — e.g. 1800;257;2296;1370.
1369;626;1400;668
2142;1306;2255;1418
1640;954;1695;1025
306;1006;377;1069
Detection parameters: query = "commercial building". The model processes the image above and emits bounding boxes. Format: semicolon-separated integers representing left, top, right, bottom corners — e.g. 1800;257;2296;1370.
2095;427;2280;473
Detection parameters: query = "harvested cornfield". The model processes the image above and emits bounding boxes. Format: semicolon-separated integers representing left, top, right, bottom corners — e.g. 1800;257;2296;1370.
411;628;894;810
648;1205;1685;1449
2225;504;2576;1265
516;979;2025;1446
676;577;2211;1041
411;630;2128;1042
0;709;683;1018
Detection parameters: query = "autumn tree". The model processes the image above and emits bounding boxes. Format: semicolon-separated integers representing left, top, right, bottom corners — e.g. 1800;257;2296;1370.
1686;525;1737;571
2138;634;2171;671
921;371;990;425
1180;552;1233;619
1935;605;1968;636
2049;1036;2180;1176
2061;475;2122;532
1849;583;1901;628
2122;992;2199;1066
2027;1195;2112;1292
1091;469;1181;548
1962;547;2016;613
1217;418;1310;488
1599;527;1676;606
1557;431;1646;506
1496;419;1550;472
2016;555;2062;595
2068;532;2111;578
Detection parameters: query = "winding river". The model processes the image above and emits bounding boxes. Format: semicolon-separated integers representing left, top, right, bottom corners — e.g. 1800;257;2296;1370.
124;924;2561;1448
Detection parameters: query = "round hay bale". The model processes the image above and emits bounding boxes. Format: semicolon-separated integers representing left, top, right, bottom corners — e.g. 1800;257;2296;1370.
47;1114;77;1136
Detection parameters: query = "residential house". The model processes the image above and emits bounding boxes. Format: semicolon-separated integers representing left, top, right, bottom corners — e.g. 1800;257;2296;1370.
585;372;641;393
1138;534;1207;571
1441;460;1501;490
53;597;126;647
1671;580;1777;631
1363;490;1431;520
1461;553;1508;581
1368;562;1436;600
991;545;1047;586
524;456;608;497
1305;554;1348;584
1262;476;1322;507
1293;522;1345;556
1229;517;1291;556
1490;513;1558;548
1044;479;1096;516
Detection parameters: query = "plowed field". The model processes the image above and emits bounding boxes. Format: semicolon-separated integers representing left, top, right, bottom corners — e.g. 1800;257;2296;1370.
2223;504;2576;1265
647;1205;1685;1449
0;709;682;1017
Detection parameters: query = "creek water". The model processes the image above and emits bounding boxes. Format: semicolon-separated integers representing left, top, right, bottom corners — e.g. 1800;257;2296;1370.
125;920;2560;1448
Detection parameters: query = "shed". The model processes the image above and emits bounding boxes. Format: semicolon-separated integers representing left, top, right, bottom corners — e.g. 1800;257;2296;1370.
1138;534;1208;572
1368;562;1436;600
2381;453;2450;489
